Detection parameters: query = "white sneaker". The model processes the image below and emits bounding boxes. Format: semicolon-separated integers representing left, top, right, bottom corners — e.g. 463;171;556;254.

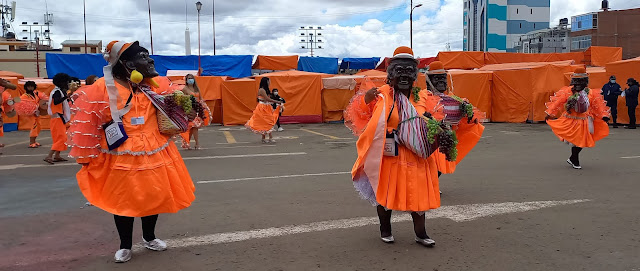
143;238;167;251
277;127;284;132
415;237;436;247
114;249;132;263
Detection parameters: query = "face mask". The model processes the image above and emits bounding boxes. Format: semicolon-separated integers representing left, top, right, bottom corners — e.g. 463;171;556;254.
611;80;616;84
187;78;195;85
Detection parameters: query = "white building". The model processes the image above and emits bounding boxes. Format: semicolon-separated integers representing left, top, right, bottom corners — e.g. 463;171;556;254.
463;0;551;52
515;19;571;53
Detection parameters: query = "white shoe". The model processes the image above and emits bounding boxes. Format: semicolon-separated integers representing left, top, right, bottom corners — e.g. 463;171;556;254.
277;127;284;132
114;249;132;263
381;235;395;243
566;159;582;169
415;237;436;247
143;238;167;251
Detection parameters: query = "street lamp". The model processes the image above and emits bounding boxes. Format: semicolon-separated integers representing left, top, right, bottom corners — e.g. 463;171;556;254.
410;1;423;49
196;1;202;69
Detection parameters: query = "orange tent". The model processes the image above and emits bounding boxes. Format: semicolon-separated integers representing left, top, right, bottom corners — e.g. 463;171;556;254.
0;71;25;80
585;46;623;67
448;70;493;121
321;76;362;122
605;57;640;124
481;62;574;122
220;78;259;126
252;55;298;71
255;70;332;123
484;52;586;65
355;70;387;87
436;51;485;70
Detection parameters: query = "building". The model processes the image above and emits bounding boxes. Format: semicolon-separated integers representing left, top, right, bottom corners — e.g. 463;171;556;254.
570;7;640;59
514;18;571;53
61;40;102;54
463;0;550;52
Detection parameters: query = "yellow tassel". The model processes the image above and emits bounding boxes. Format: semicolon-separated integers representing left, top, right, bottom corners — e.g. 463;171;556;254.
130;70;143;84
145;78;160;88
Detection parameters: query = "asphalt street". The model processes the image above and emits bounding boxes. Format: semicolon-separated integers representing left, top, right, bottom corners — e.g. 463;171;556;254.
0;123;638;271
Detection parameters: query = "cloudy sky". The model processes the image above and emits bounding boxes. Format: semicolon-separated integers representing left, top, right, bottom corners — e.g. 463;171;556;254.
10;0;640;58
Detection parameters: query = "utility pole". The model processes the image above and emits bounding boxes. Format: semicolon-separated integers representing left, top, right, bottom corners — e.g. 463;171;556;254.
1;1;15;38
147;0;154;54
212;0;216;55
299;26;324;56
83;0;87;53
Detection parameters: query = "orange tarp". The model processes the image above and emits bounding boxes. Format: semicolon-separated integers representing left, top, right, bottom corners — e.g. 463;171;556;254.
197;76;228;101
481;62;574;122
252;55;298;70
1;77;20;124
436;51;485;70
255;70;332;123
355;70;387;87
448;70;493;121
220;78;259;126
605;57;640;124
321;76;362;122
0;71;24;79
563;67;609;90
205;100;223;124
484;52;586;65
586;46;623;67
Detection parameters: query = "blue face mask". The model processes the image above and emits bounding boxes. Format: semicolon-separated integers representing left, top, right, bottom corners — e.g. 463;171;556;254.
611;80;616;84
187;78;195;85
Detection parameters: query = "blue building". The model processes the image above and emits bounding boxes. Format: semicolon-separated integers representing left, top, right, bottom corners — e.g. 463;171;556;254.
464;0;550;52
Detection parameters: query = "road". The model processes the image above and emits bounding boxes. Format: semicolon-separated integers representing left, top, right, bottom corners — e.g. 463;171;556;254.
0;123;638;271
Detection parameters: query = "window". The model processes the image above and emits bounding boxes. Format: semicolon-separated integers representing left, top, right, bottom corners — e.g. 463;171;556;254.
531;9;533;14
70;47;80;52
520;23;522;28
516;8;519;14
534;23;536;28
571;35;592;50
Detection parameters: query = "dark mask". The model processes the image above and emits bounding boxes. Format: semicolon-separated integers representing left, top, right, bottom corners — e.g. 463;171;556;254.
570;77;588;92
428;74;448;93
387;59;418;92
123;51;159;79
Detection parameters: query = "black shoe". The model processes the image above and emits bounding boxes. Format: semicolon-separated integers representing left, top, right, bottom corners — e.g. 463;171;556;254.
613;124;619;128
625;126;637;129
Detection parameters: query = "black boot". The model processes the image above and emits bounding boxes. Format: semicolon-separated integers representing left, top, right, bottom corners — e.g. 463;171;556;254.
567;147;582;169
377;205;394;243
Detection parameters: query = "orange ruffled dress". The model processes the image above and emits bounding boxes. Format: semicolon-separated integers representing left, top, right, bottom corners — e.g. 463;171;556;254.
1;89;13;137
245;99;280;134
67;78;196;217
345;84;440;212
545;87;610;148
424;91;485;174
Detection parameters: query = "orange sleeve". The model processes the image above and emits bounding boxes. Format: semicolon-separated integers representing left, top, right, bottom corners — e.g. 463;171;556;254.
344;91;378;136
545;87;572;117
589;89;611;119
67;86;109;163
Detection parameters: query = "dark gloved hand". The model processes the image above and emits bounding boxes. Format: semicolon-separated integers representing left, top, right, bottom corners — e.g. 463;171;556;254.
423;112;432;119
603;117;610;122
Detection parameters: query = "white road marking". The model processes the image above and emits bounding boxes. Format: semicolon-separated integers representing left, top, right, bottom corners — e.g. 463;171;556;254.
3;137;51;148
198;171;350;184
182;152;306;161
325;141;357;144
0;152;306;170
0;145;275;158
481;136;493;139
133;199;589;250
620;156;640;159
0;153;69;158
216;142;250;145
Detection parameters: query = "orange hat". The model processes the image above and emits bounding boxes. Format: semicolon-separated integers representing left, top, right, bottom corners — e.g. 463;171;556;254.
104;41;137;65
427;61;446;75
392;46;415;59
571;67;588;79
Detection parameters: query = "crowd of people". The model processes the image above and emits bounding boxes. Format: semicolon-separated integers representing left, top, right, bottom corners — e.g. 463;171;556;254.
0;41;637;264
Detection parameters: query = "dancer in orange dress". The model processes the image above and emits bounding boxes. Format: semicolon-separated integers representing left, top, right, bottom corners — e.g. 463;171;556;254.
15;81;47;148
345;47;458;247
43;73;72;164
0;78;18;154
424;61;485;176
67;41;195;263
179;74;211;150
245;77;283;143
545;67;610;169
